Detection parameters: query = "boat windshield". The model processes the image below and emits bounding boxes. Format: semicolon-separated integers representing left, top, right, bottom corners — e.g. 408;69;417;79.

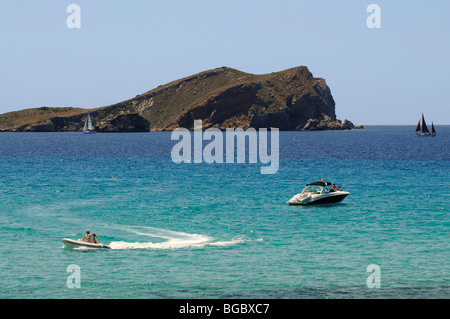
304;185;324;193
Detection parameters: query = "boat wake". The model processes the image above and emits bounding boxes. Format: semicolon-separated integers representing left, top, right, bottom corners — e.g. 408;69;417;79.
108;226;245;250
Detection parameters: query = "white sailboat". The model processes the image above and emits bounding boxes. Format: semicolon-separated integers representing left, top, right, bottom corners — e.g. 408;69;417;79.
83;113;96;134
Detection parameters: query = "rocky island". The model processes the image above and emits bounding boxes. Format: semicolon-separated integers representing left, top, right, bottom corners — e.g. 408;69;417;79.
0;66;361;132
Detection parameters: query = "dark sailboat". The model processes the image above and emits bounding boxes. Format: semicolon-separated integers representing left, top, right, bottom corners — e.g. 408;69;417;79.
416;114;435;136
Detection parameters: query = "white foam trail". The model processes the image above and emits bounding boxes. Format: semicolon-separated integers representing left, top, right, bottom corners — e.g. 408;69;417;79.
108;226;244;250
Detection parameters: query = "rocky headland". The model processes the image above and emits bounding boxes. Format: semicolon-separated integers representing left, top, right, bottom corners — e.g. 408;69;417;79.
0;66;361;132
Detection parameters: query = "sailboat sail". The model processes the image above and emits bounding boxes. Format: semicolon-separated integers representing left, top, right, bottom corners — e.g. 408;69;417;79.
421;114;429;134
83;117;89;131
415;120;421;132
83;114;95;133
431;122;436;135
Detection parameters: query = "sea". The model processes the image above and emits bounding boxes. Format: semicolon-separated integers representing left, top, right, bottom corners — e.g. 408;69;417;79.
0;126;448;299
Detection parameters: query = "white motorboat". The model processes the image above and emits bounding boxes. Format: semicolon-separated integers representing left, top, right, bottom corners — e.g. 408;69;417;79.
288;181;350;205
63;238;111;249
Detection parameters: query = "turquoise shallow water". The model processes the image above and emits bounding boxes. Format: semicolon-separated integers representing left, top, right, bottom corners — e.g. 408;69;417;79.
0;126;449;298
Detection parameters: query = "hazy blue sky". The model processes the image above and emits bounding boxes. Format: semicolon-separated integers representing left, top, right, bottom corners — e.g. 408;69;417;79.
1;0;449;124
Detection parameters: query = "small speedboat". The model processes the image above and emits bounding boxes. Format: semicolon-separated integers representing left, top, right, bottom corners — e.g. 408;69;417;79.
63;238;111;249
288;181;350;205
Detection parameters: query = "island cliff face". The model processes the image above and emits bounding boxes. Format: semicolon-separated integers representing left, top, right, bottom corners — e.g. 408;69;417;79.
0;66;358;132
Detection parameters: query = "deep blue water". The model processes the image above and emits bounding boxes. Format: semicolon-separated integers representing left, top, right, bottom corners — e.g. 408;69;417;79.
0;126;449;298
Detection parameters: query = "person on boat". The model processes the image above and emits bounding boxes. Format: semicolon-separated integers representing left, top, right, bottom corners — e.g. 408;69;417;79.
337;186;342;191
331;183;337;191
81;230;93;242
92;233;98;244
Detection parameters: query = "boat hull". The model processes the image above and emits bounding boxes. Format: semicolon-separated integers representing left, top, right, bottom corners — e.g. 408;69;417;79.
416;133;435;137
63;238;111;249
305;194;349;205
288;193;349;205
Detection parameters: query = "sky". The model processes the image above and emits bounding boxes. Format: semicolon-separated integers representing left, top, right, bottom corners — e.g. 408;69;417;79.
0;0;449;125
